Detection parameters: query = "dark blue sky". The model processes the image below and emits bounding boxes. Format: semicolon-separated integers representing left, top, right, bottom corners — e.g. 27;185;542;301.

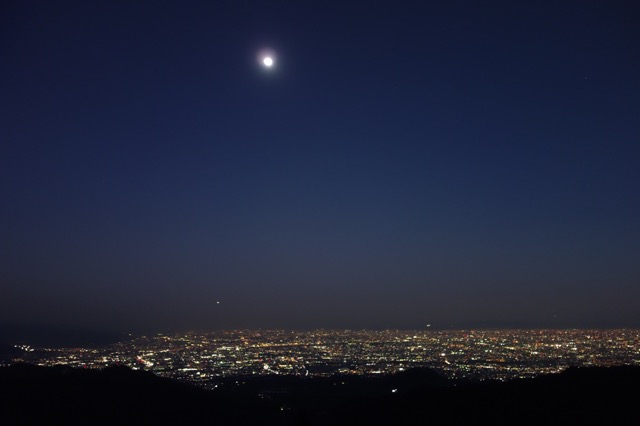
2;1;639;332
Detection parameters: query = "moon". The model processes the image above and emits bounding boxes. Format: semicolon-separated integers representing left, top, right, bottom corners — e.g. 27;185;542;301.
257;48;276;69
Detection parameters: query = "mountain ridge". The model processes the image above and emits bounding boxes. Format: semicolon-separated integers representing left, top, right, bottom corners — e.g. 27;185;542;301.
1;363;637;425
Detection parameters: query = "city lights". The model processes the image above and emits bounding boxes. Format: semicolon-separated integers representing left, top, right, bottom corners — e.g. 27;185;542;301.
6;329;639;387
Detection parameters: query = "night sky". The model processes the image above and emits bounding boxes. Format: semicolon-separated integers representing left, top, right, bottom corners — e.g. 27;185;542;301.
2;1;639;333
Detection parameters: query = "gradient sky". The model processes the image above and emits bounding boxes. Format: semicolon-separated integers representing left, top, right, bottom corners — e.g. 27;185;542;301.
2;1;639;332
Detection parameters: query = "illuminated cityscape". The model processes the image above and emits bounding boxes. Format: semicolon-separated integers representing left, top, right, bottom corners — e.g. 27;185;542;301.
8;329;640;388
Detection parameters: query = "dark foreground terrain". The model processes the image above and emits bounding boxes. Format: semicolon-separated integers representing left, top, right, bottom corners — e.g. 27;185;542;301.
0;364;637;425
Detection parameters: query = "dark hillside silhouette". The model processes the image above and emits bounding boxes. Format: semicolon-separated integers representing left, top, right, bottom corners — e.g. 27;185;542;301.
1;364;637;425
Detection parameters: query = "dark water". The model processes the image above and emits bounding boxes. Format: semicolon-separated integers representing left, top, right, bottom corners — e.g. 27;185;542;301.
0;324;125;348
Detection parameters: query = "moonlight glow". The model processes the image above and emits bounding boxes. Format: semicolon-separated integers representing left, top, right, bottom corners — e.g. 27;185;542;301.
263;56;274;67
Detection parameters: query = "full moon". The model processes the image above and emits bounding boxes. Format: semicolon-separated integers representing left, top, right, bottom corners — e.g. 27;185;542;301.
263;56;274;67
